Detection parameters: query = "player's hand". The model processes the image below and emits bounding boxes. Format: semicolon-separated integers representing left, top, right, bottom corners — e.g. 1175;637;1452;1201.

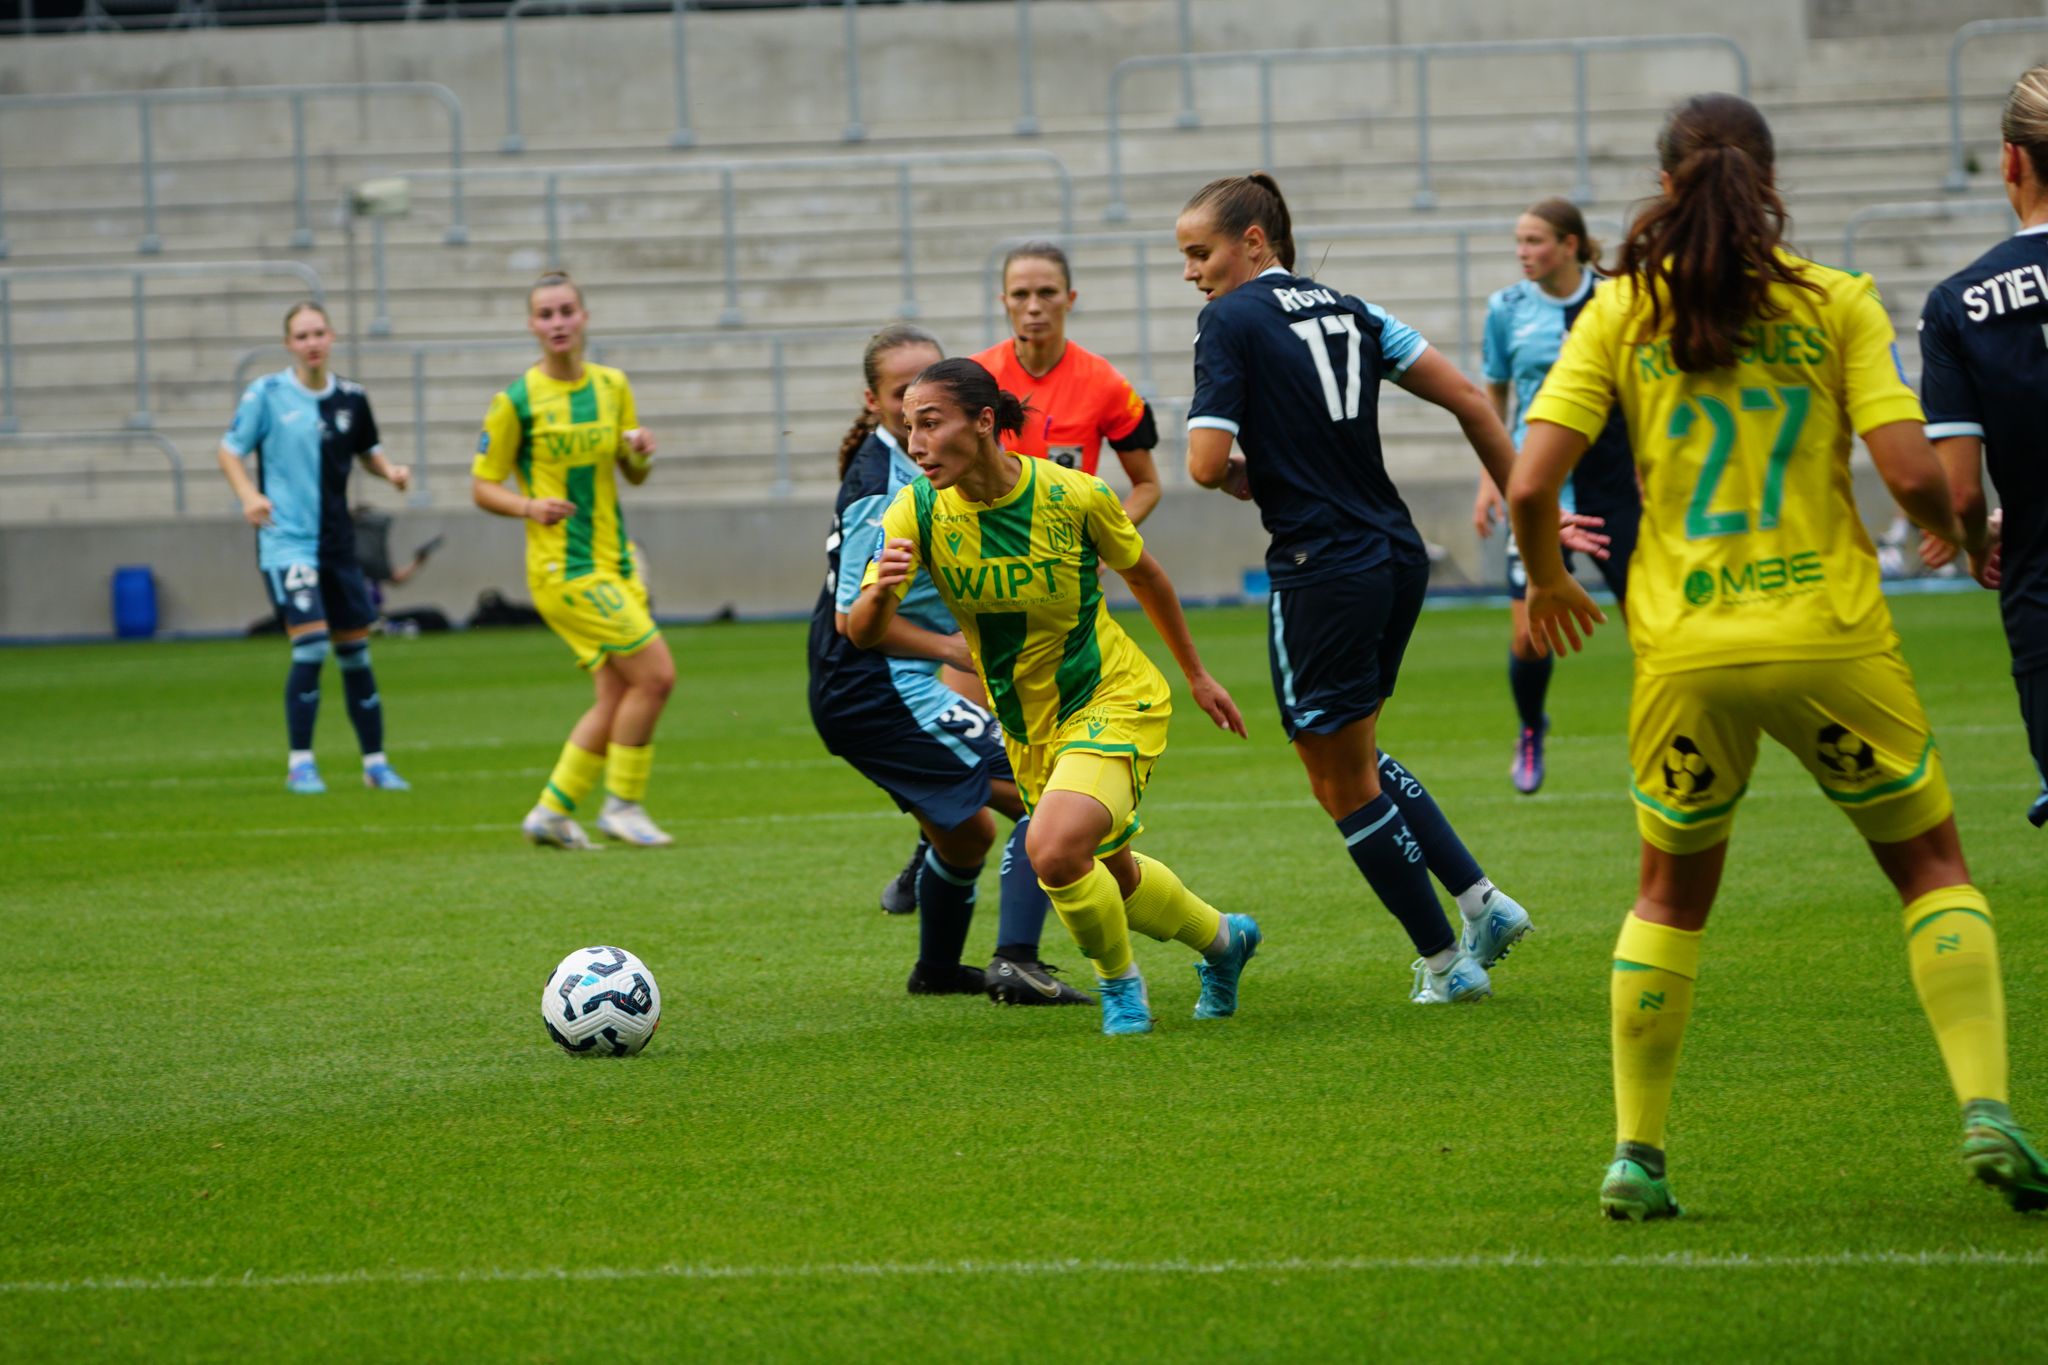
525;497;577;526
241;494;274;528
1524;575;1606;658
1188;670;1247;738
1220;452;1253;502
1473;479;1504;538
1920;529;1959;571
1559;511;1610;560
872;537;917;591
622;427;655;462
386;464;412;492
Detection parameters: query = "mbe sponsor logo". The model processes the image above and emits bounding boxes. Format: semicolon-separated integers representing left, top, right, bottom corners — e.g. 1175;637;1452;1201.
1683;551;1824;606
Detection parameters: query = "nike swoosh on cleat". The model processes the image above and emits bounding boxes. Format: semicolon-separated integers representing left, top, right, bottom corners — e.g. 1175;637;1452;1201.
297;691;320;703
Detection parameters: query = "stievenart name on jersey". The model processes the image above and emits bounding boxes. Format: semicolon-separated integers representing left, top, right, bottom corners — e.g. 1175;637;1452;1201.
1960;262;2048;321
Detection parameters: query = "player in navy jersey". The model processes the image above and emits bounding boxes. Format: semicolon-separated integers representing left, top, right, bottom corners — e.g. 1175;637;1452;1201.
1920;65;2048;829
1473;199;1641;793
216;301;411;795
809;325;1089;1004
1176;173;1603;1005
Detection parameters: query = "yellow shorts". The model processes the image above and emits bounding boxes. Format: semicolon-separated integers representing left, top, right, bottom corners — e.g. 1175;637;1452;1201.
534;572;659;671
1628;649;1952;854
1006;699;1170;859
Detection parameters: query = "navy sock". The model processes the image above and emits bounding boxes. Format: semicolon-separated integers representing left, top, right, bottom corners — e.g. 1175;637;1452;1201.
285;631;328;751
917;848;981;969
1377;751;1484;897
1508;650;1553;730
334;638;385;755
994;816;1051;960
1337;794;1456;957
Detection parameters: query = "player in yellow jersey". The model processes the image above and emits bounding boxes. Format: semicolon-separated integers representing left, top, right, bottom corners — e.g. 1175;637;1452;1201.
1508;93;2048;1218
848;358;1260;1035
471;272;678;851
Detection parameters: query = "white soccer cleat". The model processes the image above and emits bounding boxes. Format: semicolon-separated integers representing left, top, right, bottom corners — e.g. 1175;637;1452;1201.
595;800;675;849
523;808;599;851
1410;950;1493;1004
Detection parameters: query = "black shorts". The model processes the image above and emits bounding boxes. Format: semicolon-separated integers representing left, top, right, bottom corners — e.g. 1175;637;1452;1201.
263;558;377;634
1267;556;1429;741
2013;667;2048;828
824;697;1014;833
1508;498;1639;604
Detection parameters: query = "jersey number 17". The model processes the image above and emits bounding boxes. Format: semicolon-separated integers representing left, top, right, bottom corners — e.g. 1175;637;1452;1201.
1289;315;1366;422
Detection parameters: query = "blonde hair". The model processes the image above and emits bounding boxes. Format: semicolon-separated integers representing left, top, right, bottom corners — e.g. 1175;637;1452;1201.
282;299;329;335
2003;66;2048;183
527;270;585;310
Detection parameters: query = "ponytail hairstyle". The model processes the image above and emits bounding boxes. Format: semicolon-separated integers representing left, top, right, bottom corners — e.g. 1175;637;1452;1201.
1001;240;1073;290
2002;65;2048;186
282;299;330;335
1182;171;1297;271
1524;197;1602;268
527;269;585;310
837;323;943;477
1615;93;1821;373
908;357;1032;440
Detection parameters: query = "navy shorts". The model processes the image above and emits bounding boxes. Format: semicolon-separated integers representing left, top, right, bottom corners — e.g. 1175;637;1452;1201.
1267;555;1429;741
1508;498;1639;604
827;697;1014;832
263;558;377;634
2014;668;2048;828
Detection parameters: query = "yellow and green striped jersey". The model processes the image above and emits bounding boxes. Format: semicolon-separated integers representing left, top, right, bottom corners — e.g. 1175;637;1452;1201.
862;457;1170;744
1528;251;1925;674
472;362;641;587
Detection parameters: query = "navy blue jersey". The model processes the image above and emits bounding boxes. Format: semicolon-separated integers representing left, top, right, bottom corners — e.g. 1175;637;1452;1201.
1482;274;1637;513
1189;268;1429;585
1919;226;2048;672
222;369;382;570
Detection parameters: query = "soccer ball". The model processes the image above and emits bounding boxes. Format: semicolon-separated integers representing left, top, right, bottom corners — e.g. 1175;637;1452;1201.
542;946;662;1057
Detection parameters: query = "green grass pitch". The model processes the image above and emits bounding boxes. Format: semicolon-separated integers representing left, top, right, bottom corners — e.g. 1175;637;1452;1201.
2;593;2044;1361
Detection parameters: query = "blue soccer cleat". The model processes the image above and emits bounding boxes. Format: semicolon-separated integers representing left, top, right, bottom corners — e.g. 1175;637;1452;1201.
362;760;411;792
1096;973;1154;1036
1409;951;1492;1004
1192;913;1262;1019
286;761;326;795
1512;717;1548;795
1461;889;1533;969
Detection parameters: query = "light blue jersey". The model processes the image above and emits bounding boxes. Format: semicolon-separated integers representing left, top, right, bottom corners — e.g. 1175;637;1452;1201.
1482;274;1593;451
221;368;382;571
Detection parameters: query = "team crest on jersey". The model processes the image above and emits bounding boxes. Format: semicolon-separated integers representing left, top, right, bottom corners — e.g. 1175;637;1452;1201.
334;410;352;435
1048;519;1076;553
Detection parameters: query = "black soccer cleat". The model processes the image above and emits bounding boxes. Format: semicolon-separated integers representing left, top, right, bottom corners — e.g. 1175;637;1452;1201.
985;955;1095;1006
880;837;928;915
906;960;988;996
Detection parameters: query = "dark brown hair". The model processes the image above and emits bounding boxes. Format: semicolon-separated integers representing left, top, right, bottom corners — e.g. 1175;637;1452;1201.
527;270;585;310
1182;172;1296;271
1615;93;1821;372
837;323;943;477
1524;197;1602;268
282;299;329;335
909;357;1030;438
2003;65;2048;185
1001;240;1072;291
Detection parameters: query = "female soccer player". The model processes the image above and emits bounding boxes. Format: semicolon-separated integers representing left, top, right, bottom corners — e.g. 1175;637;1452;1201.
848;358;1259;1035
1472;199;1641;793
810;326;1088;1004
971;242;1164;524
217;300;411;795
1918;65;2048;831
1176;172;1564;1006
471;272;676;851
1510;92;2047;1219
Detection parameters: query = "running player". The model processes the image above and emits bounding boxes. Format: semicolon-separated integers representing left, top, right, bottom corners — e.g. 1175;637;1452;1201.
1918;65;2048;829
810;326;1089;1004
1472;199;1640;794
1176;172;1563;1006
848;358;1260;1035
216;300;411;795
1510;92;2047;1219
470;272;676;850
972;242;1164;524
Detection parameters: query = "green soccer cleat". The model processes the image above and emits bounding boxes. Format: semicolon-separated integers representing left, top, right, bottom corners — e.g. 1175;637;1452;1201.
1600;1157;1683;1222
1962;1102;2048;1213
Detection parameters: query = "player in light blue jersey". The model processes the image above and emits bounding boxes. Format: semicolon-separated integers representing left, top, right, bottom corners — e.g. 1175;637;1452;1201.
216;302;412;795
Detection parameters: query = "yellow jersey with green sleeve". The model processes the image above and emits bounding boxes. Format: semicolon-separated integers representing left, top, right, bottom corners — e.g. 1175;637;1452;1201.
472;362;642;588
1526;252;1925;675
860;457;1171;744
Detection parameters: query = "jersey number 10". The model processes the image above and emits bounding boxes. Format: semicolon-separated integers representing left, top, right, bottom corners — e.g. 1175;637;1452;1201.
1289;315;1366;421
1669;385;1811;540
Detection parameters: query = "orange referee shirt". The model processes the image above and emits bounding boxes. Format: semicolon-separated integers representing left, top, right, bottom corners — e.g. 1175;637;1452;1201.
970;339;1150;475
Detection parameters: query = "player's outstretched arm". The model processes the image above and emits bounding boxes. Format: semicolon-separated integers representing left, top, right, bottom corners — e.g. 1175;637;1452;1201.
358;449;411;493
1509;419;1606;658
1116;551;1245;737
846;537;915;651
1396;348;1516;498
1866;420;1966;554
1113;446;1163;525
1185;428;1252;501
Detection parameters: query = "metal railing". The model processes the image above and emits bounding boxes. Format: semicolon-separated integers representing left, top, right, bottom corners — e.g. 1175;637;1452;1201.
503;0;693;152
231;325;876;497
0;82;468;258
0;260;324;432
1102;34;1750;221
0;430;190;512
375;149;1073;331
1839;198;2017;271
980;217;1622;395
1945;17;2048;191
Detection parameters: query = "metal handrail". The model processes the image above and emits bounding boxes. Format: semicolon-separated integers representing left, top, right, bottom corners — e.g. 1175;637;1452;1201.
379;149;1074;329
0;429;189;513
1945;18;2048;191
0;260;324;432
0;82;467;258
502;0;692;152
1102;34;1750;221
1839;199;2017;271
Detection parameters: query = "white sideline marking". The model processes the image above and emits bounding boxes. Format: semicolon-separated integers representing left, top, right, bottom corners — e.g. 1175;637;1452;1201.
3;1249;2042;1295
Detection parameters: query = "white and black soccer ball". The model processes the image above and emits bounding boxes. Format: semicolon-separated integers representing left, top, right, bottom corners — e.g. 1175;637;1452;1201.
542;946;662;1057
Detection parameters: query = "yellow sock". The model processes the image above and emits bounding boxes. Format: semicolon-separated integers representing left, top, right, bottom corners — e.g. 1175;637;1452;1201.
539;741;606;815
1904;885;2007;1107
1042;861;1134;979
1122;852;1224;954
606;742;654;804
1612;913;1704;1150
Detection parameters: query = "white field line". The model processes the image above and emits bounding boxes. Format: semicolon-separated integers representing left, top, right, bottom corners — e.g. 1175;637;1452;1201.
3;1248;2043;1295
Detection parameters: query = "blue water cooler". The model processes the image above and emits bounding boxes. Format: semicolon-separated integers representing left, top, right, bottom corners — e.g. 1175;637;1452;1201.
111;565;159;639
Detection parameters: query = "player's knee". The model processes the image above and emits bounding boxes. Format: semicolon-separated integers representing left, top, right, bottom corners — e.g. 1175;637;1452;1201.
334;637;371;671
933;810;996;866
1025;823;1094;887
289;630;331;665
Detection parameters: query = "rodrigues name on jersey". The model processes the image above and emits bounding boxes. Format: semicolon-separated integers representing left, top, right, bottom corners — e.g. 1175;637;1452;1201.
221;368;383;571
